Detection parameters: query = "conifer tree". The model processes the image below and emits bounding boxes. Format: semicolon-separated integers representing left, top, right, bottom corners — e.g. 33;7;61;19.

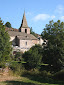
0;18;11;62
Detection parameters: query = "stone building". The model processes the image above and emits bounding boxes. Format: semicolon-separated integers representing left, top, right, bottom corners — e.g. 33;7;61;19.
8;11;44;52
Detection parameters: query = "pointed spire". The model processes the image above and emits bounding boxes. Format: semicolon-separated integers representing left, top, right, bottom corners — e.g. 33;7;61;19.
21;11;28;27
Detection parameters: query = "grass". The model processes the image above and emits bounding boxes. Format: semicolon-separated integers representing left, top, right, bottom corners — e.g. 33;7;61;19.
6;60;26;63
0;67;64;85
0;75;64;85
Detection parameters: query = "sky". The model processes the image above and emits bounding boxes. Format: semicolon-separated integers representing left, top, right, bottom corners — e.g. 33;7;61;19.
0;0;64;34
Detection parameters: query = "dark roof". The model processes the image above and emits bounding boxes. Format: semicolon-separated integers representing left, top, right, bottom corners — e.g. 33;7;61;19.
21;11;28;28
8;31;38;40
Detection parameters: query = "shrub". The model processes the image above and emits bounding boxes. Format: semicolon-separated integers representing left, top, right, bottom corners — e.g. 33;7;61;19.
9;61;24;75
23;44;42;70
53;69;64;80
14;52;23;61
39;70;52;78
0;62;6;68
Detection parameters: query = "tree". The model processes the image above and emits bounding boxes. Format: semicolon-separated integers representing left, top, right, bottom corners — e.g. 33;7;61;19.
0;18;11;62
23;44;42;70
41;20;64;72
30;27;38;38
5;22;11;28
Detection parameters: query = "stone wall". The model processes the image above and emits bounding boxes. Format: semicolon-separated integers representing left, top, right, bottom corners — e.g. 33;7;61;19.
10;36;16;46
10;36;15;41
20;40;36;48
10;36;44;52
21;27;30;34
32;40;39;44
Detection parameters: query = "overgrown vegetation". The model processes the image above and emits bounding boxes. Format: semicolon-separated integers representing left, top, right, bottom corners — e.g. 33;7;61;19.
0;19;64;84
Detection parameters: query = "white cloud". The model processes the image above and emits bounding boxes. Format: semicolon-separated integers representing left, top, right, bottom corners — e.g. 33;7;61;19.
33;14;55;21
33;14;50;21
60;16;64;20
55;5;64;14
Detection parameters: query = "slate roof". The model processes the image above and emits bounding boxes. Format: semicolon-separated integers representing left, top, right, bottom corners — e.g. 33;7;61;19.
21;11;28;28
8;31;38;40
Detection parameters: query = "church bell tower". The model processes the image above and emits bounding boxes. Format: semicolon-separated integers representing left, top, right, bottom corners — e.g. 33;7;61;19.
19;11;30;34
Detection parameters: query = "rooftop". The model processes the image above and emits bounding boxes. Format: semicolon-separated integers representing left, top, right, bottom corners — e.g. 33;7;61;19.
8;31;38;40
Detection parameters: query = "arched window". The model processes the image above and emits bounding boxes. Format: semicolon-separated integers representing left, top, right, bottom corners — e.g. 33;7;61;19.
25;29;27;33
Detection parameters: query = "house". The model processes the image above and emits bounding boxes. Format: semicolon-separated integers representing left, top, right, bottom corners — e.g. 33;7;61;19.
8;11;44;52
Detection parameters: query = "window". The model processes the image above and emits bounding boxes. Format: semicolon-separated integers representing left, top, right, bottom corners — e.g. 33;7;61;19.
25;36;27;38
25;42;27;45
25;29;27;33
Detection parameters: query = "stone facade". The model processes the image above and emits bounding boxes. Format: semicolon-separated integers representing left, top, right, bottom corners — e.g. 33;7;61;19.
21;27;30;34
19;11;30;34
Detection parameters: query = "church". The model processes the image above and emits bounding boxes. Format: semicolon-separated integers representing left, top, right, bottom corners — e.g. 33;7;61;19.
8;12;44;52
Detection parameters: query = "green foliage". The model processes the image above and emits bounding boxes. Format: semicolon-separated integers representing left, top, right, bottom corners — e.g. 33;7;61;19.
0;62;6;68
14;52;23;61
30;27;38;37
23;44;42;70
5;22;12;28
41;20;64;72
0;18;11;62
9;62;21;71
40;70;52;78
9;62;24;75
